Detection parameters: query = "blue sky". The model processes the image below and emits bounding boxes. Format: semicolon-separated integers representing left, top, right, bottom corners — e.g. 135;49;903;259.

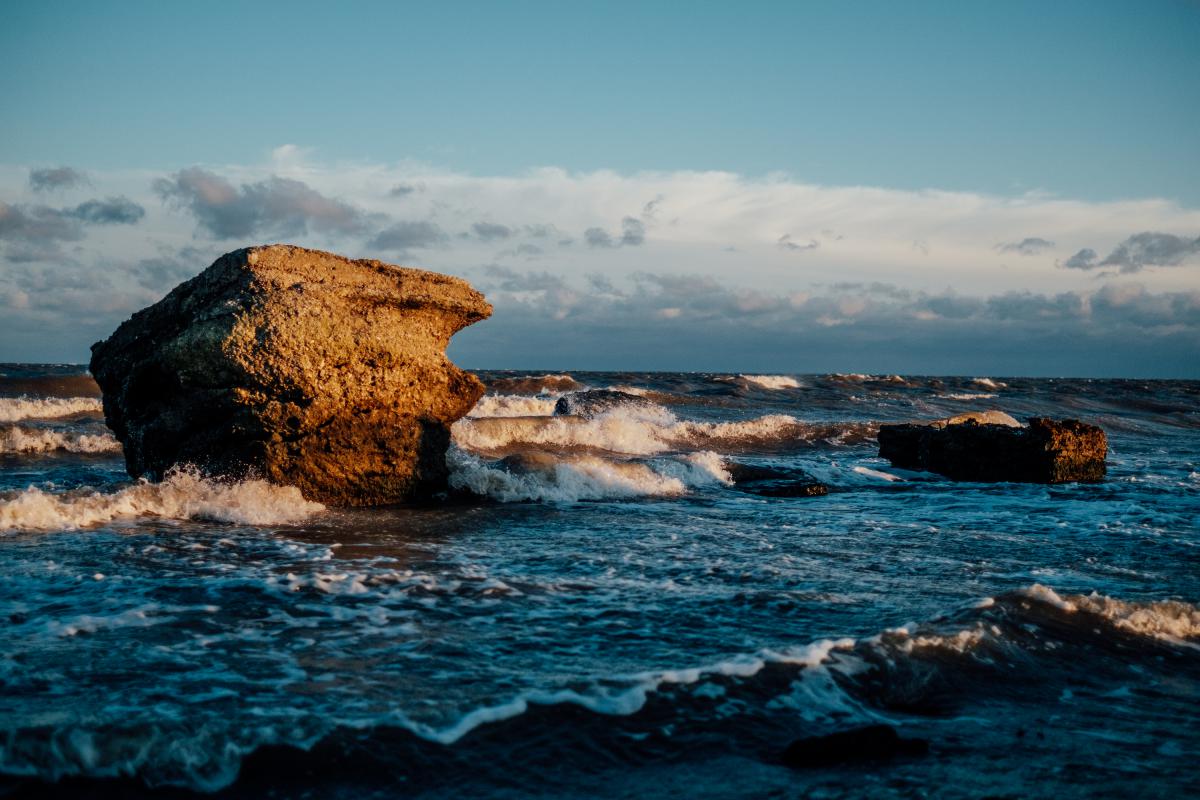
1;1;1198;375
4;0;1198;202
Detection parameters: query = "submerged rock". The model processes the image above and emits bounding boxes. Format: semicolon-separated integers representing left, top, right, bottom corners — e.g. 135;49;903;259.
782;724;929;768
89;245;491;506
877;416;1106;483
725;461;830;498
553;389;658;418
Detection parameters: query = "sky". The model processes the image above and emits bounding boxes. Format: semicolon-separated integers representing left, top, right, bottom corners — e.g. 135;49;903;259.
1;0;1198;376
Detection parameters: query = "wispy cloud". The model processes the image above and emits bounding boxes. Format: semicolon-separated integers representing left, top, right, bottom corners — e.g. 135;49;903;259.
367;220;447;253
28;166;89;193
154;167;367;239
996;236;1054;255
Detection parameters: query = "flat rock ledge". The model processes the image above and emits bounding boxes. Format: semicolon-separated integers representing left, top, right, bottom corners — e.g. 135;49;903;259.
877;415;1106;483
90;244;492;506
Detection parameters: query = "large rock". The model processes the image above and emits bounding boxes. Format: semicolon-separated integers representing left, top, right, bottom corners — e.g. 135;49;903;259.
89;245;491;506
877;416;1106;483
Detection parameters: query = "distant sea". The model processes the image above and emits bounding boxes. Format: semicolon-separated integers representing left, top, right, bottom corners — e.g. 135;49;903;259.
2;364;1198;798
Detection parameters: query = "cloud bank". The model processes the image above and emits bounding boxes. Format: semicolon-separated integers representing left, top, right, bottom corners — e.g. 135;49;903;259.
1;153;1197;374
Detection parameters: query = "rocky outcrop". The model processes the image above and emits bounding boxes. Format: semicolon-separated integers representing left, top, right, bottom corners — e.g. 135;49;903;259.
89;245;491;506
877;416;1106;483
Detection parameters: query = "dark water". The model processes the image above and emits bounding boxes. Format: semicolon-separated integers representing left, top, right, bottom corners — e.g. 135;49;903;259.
1;366;1198;798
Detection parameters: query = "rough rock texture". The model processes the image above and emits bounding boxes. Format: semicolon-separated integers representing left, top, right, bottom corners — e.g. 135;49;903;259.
877;417;1107;483
89;245;492;505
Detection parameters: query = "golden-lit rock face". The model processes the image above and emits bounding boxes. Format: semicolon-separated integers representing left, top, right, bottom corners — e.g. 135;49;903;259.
877;416;1107;483
90;244;492;506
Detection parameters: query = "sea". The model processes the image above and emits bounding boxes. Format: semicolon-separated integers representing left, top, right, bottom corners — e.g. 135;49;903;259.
1;365;1198;798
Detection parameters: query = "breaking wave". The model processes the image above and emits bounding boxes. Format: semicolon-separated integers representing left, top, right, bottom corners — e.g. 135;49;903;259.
486;374;583;394
971;377;1007;389
0;468;324;532
1018;584;1200;644
468;394;559;418
0;396;103;422
6;583;1195;793
449;448;731;502
0;425;121;455
738;375;801;390
452;406;872;457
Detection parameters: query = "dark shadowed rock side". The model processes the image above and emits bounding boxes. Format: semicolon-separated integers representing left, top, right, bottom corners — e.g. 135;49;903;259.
782;725;929;768
89;244;492;506
877;415;1107;483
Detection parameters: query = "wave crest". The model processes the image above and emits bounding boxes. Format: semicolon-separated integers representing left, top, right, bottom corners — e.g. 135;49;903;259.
468;394;559;418
449;448;731;502
0;468;324;532
0;396;103;423
452;406;872;456
738;375;801;390
0;425;121;455
486;374;582;395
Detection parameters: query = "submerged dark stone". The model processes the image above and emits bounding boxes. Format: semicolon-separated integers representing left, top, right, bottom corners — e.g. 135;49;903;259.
726;461;830;498
781;724;929;768
553;390;658;418
877;417;1106;483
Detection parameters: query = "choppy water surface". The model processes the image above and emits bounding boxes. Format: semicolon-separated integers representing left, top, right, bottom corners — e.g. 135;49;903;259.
2;365;1198;798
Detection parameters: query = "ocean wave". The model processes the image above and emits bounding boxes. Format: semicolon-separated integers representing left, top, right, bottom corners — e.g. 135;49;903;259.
468;394;559;418
936;392;999;400
3;583;1195;793
0;395;103;422
0;468;324;532
449;448;731;502
971;377;1007;389
738;375;801;390
1017;584;1200;644
0;425;121;454
0;373;100;398
486;374;583;394
452;406;874;457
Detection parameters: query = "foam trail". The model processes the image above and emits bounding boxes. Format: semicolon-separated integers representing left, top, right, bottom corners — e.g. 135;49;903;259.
972;377;1007;389
468;394;559;418
0;396;103;422
739;375;801;390
449;448;731;502
0;469;324;532
937;392;999;400
0;426;121;455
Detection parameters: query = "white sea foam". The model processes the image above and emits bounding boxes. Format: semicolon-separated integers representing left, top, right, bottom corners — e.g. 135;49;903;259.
0;469;324;532
1019;584;1200;643
452;406;847;457
0;426;121;455
938;392;999;400
467;394;559;418
971;377;1007;389
448;448;731;502
739;375;801;390
0;396;102;422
